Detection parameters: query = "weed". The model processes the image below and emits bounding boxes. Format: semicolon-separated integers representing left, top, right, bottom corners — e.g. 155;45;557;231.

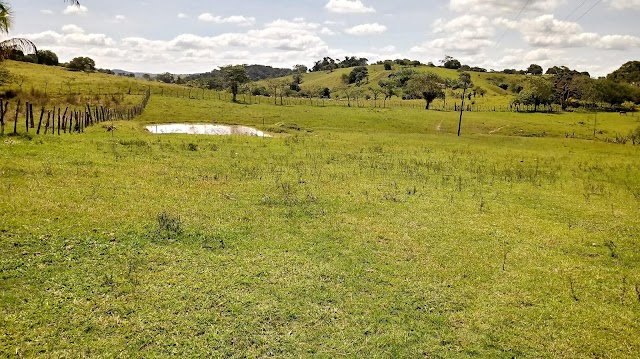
153;211;183;241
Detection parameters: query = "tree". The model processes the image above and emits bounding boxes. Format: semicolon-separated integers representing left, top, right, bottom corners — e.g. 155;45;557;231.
369;86;383;107
347;66;369;85
406;72;444;110
474;86;486;98
142;73;152;81
293;64;308;74
36;49;58;66
383;61;393;71
266;78;280;105
517;76;554;112
156;72;174;83
390;68;416;87
221;65;249;102
527;64;543;75
442;78;456;109
441;55;461;70
378;78;398;108
594;79;635;108
67;56;95;72
607;61;640;84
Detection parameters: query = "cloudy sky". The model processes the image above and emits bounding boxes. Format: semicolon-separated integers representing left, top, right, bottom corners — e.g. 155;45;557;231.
5;0;640;75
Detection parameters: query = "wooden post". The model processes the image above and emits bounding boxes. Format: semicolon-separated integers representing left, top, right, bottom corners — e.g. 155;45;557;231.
57;108;61;135
0;101;4;136
14;100;20;135
44;111;51;134
29;104;34;130
36;108;44;134
25;102;29;132
62;107;68;133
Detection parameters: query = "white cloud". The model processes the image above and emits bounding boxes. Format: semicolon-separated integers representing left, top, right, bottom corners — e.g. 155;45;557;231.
114;15;126;23
16;18;332;73
40;9;54;15
197;13;256;26
507;15;640;50
63;5;88;15
606;0;640;9
449;0;564;15
345;23;387;35
325;0;375;14
61;24;84;34
177;13;189;19
433;15;494;39
320;27;337;35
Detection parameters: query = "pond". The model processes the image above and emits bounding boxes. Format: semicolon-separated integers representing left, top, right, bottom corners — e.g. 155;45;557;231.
146;124;271;137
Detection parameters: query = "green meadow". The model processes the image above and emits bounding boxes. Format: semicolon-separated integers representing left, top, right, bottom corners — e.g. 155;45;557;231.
1;61;640;357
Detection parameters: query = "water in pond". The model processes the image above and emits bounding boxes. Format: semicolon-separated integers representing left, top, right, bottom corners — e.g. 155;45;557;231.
146;124;271;137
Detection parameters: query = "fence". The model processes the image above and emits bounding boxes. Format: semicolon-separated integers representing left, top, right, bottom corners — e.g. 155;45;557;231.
0;88;151;136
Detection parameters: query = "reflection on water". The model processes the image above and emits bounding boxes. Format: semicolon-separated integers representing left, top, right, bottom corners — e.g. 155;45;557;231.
146;124;271;137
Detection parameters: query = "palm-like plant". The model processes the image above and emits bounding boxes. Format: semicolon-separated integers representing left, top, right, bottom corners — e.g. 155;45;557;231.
0;1;37;60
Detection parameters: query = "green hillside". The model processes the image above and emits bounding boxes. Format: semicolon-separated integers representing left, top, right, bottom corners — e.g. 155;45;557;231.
1;60;640;358
260;64;526;109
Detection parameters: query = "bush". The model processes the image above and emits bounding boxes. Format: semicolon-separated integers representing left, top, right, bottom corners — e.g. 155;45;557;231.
629;126;640;145
621;101;636;112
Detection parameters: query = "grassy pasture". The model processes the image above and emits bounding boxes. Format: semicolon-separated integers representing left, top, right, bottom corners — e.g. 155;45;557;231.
1;62;640;357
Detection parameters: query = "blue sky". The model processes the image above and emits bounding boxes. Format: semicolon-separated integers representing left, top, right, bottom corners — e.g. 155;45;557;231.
5;0;640;75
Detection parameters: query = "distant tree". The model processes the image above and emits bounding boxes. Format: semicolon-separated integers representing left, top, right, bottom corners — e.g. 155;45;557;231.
607;61;640;84
339;56;368;68
35;50;58;66
442;78;457;109
378;78;398;108
473;86;486;98
142;73;151;81
410;60;421;67
347;66;369;85
390;68;416;87
67;56;95;72
517;76;554;112
369;86;383;107
322;87;331;98
293;64;308;74
221;65;249;102
336;84;356;107
312;57;338;72
156;72;174;83
384;61;393;71
406;72;445;110
527;64;543;75
595;79;636;108
441;55;461;70
291;72;303;91
460;64;471;71
266;78;280;104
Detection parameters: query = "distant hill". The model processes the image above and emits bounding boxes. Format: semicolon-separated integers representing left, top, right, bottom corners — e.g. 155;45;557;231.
112;69;155;79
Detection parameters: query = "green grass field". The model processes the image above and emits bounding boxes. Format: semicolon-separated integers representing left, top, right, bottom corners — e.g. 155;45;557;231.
1;61;640;357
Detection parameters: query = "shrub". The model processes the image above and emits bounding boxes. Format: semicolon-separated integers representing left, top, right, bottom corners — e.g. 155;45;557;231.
621;101;636;112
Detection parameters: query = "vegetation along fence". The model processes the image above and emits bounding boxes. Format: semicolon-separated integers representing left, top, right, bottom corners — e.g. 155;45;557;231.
0;88;151;136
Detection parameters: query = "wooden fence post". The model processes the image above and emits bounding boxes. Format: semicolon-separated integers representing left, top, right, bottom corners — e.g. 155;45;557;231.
14;100;20;135
25;102;29;133
0;101;5;136
36;108;44;134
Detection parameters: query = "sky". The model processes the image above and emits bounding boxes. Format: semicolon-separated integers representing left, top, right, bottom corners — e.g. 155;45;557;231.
5;0;640;76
